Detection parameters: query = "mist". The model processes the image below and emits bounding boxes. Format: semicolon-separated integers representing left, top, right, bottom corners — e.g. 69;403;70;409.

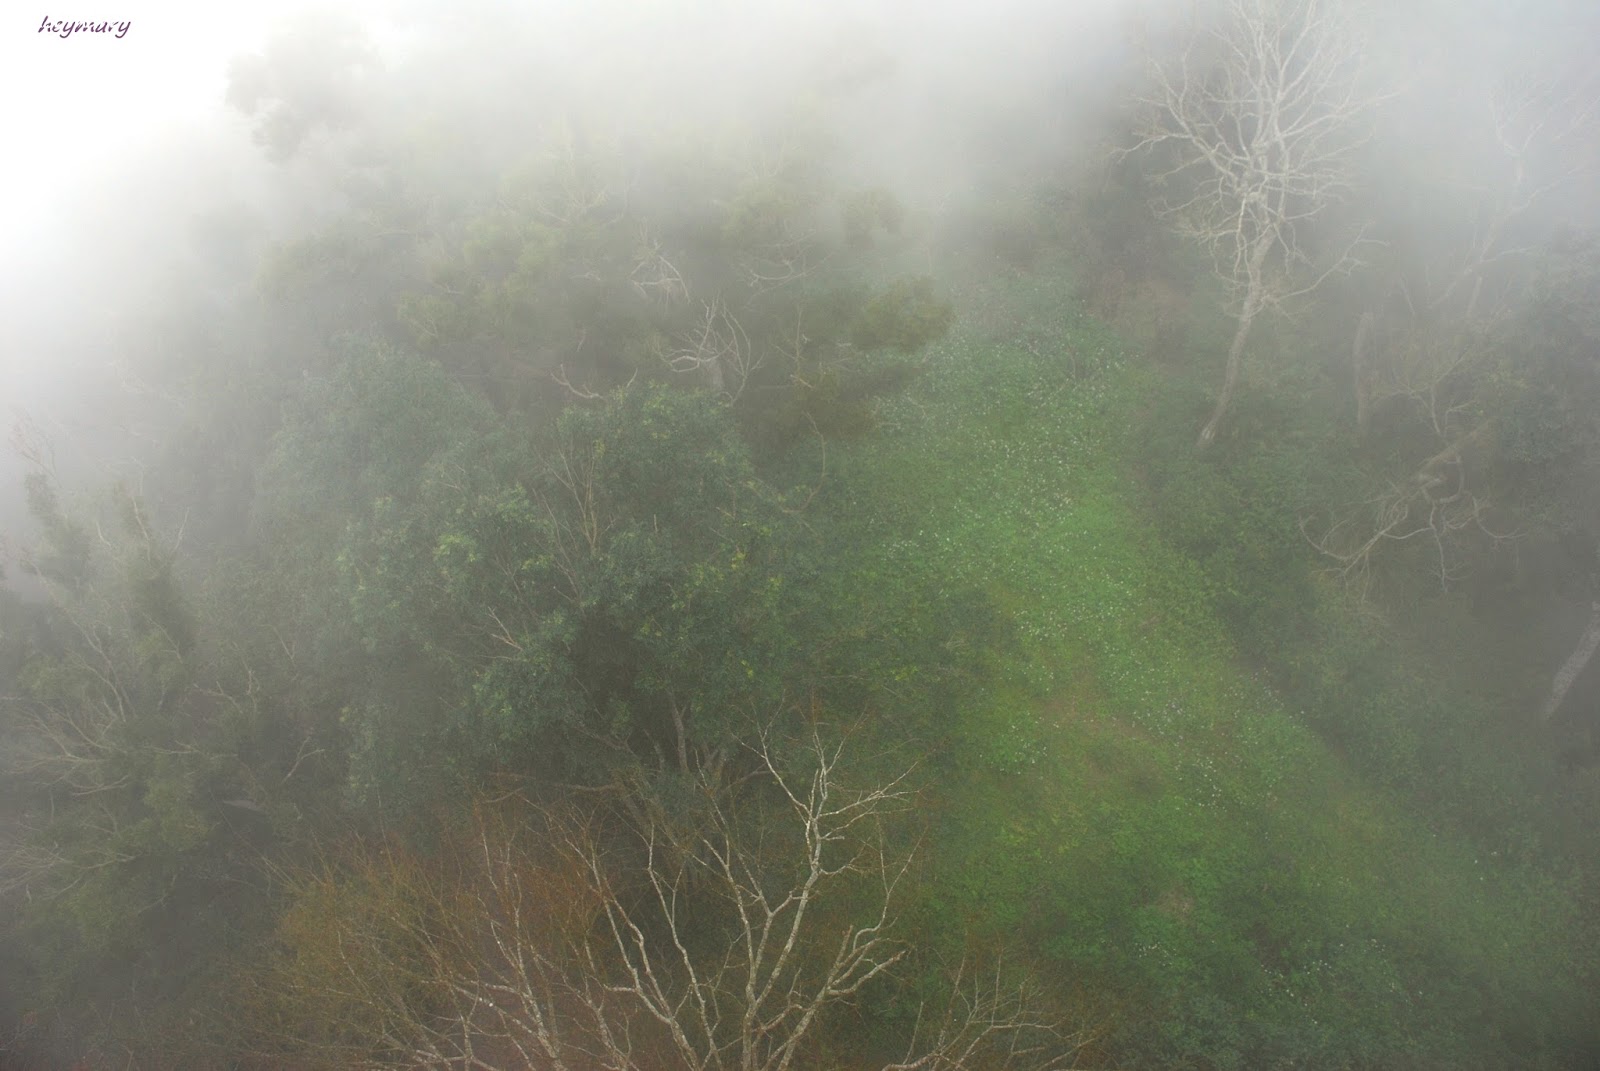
3;0;1599;1067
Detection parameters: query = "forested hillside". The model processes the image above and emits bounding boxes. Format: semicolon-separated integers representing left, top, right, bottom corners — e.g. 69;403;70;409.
3;1;1599;1068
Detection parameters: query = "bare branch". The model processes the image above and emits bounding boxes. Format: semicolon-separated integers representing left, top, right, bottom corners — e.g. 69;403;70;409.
246;727;1087;1071
1126;0;1387;445
661;297;760;402
1302;425;1521;599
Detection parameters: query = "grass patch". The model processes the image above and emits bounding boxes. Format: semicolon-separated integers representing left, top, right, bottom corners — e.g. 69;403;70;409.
813;262;1594;1069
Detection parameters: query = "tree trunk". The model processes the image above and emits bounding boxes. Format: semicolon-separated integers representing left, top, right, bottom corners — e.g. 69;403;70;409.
1197;235;1274;450
1196;303;1258;449
1353;310;1374;441
1543;601;1600;722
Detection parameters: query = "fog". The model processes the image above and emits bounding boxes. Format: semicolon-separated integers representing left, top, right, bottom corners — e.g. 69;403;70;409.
13;0;1586;435
3;0;1600;1067
1;0;1136;500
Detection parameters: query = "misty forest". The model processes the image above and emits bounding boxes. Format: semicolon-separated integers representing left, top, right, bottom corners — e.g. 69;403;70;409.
5;0;1600;1067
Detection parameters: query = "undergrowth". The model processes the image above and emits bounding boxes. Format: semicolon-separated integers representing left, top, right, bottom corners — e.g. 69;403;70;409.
810;259;1595;1069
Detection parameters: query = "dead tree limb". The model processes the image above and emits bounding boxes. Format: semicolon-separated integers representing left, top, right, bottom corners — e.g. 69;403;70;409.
1543;601;1600;722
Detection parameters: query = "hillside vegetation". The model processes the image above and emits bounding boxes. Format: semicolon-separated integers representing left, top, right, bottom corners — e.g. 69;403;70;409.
4;3;1600;1068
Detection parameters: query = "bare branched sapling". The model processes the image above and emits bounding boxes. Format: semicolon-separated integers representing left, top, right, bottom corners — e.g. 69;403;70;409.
1127;0;1383;447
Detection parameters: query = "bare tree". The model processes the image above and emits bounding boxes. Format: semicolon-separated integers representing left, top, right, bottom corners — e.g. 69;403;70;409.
1430;69;1600;322
1358;64;1599;429
1310;60;1596;608
587;725;926;1071
249;728;1090;1070
1127;0;1381;447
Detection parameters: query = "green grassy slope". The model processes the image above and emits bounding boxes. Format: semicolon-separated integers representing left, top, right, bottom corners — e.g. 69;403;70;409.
814;262;1592;1069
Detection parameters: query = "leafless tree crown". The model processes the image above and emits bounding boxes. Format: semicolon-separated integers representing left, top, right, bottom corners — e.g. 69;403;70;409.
1126;0;1384;446
247;728;1093;1070
1129;0;1375;301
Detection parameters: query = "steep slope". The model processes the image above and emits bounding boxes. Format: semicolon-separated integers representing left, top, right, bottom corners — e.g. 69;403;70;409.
814;260;1594;1069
